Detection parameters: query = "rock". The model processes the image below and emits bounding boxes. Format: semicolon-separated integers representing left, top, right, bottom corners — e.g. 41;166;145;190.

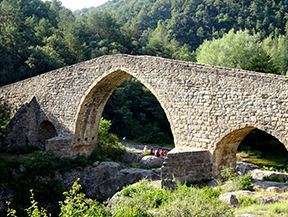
251;169;288;182
86;168;160;201
92;161;100;167
121;150;143;165
219;193;239;207
281;186;288;192
139;156;164;169
0;186;15;212
236;162;259;176
270;195;288;201
232;190;255;196
106;192;124;210
255;196;276;204
254;195;288;205
252;180;288;190
151;168;161;175
119;168;161;182
266;186;282;193
208;179;219;188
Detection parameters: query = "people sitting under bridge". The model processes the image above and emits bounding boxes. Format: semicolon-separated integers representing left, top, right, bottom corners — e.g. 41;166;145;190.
155;149;160;157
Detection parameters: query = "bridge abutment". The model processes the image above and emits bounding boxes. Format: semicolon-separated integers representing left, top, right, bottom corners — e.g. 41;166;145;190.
161;148;213;188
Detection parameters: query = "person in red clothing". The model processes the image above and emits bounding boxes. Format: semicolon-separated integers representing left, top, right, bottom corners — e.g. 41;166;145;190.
160;149;165;157
154;148;160;157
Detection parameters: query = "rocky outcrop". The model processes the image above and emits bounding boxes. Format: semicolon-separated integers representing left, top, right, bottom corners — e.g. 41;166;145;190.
121;150;143;165
251;169;288;182
219;193;239;207
236;162;259;176
56;162;160;202
252;180;288;191
139;156;165;169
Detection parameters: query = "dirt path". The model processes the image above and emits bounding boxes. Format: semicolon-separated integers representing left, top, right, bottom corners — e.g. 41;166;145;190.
120;140;173;152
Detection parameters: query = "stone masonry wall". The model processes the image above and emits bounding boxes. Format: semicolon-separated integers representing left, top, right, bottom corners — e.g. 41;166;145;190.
161;147;212;188
1;54;288;180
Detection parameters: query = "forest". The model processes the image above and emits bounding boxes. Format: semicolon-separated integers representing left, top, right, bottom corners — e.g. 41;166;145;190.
1;0;288;144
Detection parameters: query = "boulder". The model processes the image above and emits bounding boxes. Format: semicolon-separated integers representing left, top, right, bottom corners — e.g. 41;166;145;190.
255;196;276;204
266;186;282;193
219;193;239;207
90;168;160;201
0;186;15;212
236;162;259;176
106;192;124;210
139;156;164;169
251;169;288;182
252;180;288;190
121;150;143;165
232;190;255;196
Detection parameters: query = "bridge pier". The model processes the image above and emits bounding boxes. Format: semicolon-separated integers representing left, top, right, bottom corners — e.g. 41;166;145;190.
45;136;98;158
161;148;213;189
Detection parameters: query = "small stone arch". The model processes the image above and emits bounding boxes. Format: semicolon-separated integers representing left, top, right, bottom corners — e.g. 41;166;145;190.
38;120;58;148
212;125;286;179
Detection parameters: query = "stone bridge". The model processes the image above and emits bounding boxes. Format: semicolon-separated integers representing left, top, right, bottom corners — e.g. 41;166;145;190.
1;54;288;187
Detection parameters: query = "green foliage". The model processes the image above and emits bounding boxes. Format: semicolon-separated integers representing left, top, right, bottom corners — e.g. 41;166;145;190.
98;117;126;162
59;179;107;217
220;166;254;191
7;179;108;217
237;195;259;207
0;101;11;135
197;29;278;74
263;175;282;182
103;77;174;145
110;179;233;217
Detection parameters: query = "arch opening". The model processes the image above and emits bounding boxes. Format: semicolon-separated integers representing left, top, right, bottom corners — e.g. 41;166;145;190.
74;70;174;156
102;76;174;146
38;120;58;148
212;127;287;179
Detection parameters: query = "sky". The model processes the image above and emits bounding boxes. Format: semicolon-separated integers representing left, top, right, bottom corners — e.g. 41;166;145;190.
60;0;109;11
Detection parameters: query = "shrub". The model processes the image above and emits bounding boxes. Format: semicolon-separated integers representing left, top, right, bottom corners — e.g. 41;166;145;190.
98;118;126;161
0;101;11;136
220;166;254;192
237;195;259;207
7;179;108;217
263;175;282;182
109;179;233;217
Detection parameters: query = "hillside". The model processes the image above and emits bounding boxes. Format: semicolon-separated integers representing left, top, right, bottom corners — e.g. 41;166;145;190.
91;0;288;50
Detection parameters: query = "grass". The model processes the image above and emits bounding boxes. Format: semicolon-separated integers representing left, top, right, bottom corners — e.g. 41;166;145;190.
237;150;288;170
235;199;288;216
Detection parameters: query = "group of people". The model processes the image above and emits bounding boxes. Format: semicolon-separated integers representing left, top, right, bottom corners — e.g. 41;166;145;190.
143;145;166;158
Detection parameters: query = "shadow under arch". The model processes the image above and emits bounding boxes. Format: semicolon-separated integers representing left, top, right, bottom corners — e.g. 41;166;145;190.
73;70;174;156
212;125;287;179
38;120;58;147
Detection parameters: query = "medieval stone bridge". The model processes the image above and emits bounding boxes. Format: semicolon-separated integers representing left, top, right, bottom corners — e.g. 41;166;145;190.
1;54;288;187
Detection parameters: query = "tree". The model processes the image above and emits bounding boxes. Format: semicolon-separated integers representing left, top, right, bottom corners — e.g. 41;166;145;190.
263;34;288;75
196;29;278;74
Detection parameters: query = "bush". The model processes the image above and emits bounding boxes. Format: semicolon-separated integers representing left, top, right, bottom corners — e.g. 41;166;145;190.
263;175;282;182
0;101;11;136
7;179;108;217
109;179;233;217
98;118;126;161
220;166;254;191
237;195;259;207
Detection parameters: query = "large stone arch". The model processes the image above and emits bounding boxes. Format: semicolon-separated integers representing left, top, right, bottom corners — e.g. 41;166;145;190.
72;69;174;156
212;123;287;178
